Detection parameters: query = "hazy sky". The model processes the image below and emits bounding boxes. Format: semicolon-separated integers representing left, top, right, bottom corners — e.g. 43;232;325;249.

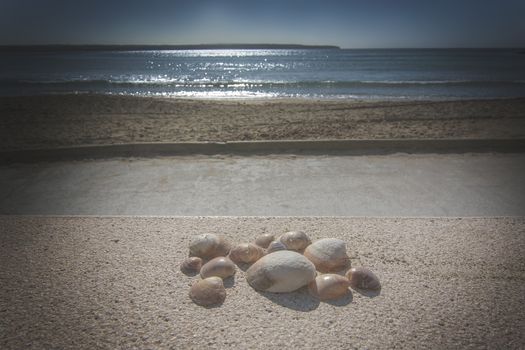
1;0;524;48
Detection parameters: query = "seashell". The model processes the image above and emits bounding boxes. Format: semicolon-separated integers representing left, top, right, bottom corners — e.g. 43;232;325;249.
304;238;349;273
200;257;236;279
246;250;316;293
189;277;226;306
346;267;381;290
266;240;287;254
180;257;203;275
308;274;350;301
254;233;275;248
229;243;265;264
280;231;311;251
189;233;231;260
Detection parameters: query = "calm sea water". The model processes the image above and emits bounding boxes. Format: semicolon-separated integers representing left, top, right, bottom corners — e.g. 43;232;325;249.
1;49;525;99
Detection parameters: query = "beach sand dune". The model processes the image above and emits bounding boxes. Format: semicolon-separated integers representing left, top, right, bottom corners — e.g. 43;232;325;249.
1;95;525;151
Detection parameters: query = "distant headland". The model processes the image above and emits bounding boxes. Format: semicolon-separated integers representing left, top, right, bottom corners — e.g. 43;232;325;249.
0;44;341;52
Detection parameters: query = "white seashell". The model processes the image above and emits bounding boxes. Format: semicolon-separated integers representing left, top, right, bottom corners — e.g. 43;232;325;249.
246;250;316;293
229;243;265;264
200;257;236;279
189;277;226;306
254;233;275;248
280;231;311;251
303;238;349;273
266;240;287;254
346;267;381;290
189;234;231;260
308;274;350;300
180;257;203;275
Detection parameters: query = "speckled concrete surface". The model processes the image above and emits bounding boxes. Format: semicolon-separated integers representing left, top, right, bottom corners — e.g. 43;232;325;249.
2;154;525;216
1;216;524;349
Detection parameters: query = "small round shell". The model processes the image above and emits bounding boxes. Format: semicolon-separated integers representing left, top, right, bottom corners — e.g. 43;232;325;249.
280;231;311;251
308;274;350;301
266;240;287;254
346;267;381;290
200;257;236;279
189;277;226;306
189;233;231;260
303;238;350;273
180;257;203;275
254;233;275;248
229;243;265;264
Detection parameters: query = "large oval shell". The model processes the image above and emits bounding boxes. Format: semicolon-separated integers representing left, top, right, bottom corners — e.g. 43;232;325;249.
229;243;265;264
246;250;316;293
280;231;311;251
189;277;226;306
180;257;203;275
200;257;236;279
303;238;349;273
189;234;231;260
266;240;287;254
308;274;350;301
346;267;381;290
254;233;275;248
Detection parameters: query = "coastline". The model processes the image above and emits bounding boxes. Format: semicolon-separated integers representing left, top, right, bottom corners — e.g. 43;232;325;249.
1;94;525;151
0;43;342;52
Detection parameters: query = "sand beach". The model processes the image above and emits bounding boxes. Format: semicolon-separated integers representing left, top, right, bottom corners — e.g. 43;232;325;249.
1;95;525;151
1;71;525;349
1;95;524;349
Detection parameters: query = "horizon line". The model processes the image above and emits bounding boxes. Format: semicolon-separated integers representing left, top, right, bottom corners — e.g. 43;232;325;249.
0;44;524;51
0;43;341;51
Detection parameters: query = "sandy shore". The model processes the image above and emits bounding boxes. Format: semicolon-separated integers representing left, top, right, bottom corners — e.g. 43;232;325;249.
1;94;525;151
1;216;524;349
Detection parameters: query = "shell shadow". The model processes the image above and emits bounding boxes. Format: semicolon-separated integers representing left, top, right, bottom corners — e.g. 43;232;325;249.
331;262;353;277
257;287;320;312
201;300;225;309
233;262;252;272
181;269;199;277
223;275;236;289
353;287;381;298
324;290;353;306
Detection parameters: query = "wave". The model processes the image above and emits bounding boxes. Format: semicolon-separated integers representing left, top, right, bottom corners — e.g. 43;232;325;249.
3;78;525;89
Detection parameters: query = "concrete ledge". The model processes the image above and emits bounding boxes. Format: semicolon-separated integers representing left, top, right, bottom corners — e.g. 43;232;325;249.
2;138;525;164
1;216;524;349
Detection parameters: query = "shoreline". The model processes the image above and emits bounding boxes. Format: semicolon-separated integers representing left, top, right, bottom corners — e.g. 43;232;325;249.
1;94;525;151
4;91;525;103
112;94;525;104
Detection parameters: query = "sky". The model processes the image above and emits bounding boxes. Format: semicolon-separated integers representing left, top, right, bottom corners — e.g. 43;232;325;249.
1;0;524;48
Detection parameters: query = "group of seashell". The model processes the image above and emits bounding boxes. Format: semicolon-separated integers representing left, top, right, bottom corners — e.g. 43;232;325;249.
180;231;381;307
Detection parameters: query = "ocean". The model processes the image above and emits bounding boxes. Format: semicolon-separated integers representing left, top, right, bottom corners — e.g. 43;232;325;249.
1;48;525;100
